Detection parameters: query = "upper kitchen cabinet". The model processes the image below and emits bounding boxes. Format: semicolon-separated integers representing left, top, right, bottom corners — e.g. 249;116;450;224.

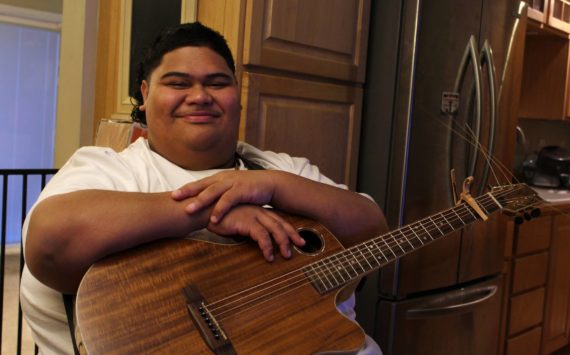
518;23;570;121
199;0;370;83
242;0;370;83
198;0;371;188
549;0;570;33
525;0;549;22
524;0;570;33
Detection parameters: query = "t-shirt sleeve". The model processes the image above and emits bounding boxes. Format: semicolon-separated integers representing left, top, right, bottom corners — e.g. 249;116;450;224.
38;146;141;201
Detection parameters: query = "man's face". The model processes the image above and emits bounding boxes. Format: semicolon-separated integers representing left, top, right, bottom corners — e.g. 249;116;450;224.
140;46;240;169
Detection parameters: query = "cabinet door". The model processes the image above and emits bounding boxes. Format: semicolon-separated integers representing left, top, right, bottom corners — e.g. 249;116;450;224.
549;0;570;33
523;0;549;22
242;0;370;82
518;33;569;120
542;214;570;354
240;72;362;188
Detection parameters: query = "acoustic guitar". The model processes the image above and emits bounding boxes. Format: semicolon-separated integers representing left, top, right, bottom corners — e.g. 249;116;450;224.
75;183;542;354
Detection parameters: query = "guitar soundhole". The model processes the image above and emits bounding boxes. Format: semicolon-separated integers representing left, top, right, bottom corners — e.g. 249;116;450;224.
295;228;324;255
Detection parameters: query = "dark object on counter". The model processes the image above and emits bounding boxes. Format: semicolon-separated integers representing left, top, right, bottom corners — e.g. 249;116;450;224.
524;146;570;188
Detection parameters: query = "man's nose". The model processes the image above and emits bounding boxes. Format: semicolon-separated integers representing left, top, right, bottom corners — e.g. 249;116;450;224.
185;85;212;105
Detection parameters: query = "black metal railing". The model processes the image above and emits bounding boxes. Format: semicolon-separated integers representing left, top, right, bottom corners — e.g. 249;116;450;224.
1;169;57;355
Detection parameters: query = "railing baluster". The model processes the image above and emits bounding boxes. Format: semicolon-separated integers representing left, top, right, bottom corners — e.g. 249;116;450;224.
0;169;57;355
1;173;9;351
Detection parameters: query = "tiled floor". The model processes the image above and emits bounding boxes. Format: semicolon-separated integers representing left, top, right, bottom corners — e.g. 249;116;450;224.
2;247;35;355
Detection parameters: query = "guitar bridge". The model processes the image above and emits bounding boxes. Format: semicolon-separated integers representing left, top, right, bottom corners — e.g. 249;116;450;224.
183;285;237;355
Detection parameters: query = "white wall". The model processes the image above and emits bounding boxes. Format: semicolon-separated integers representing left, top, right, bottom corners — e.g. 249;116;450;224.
53;0;98;167
0;0;62;14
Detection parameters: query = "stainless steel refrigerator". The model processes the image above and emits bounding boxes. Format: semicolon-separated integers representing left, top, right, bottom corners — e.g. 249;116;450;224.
356;0;528;354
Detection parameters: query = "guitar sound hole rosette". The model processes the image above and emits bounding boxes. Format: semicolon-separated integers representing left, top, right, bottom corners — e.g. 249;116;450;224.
294;228;325;255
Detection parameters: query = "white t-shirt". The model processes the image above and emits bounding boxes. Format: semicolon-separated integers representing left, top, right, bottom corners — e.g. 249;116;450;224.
20;138;381;354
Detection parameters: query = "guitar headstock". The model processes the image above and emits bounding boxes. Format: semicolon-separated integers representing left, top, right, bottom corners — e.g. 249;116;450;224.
490;183;544;223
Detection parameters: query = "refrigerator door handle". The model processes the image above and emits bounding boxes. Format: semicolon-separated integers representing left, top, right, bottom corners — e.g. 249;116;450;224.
406;285;498;319
478;40;497;196
447;35;482;205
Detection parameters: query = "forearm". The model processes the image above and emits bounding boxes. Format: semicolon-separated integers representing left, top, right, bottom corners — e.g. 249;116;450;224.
25;189;209;293
269;171;387;246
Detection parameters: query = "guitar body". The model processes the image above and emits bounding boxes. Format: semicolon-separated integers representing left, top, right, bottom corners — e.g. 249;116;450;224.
75;215;365;354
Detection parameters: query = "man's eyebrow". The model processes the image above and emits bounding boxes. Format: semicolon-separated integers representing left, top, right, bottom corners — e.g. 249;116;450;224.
159;71;234;80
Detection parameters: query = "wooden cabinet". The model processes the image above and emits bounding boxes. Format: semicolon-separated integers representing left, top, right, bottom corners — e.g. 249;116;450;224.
549;0;570;33
503;216;552;354
199;0;370;188
503;213;570;354
524;0;570;33
240;72;362;186
242;0;370;83
518;23;570;121
525;0;549;22
542;214;570;354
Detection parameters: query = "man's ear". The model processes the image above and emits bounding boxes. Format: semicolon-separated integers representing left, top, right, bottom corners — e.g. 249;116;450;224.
139;80;149;111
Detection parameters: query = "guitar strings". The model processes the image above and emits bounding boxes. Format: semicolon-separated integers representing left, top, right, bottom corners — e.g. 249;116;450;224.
203;108;567;322
205;186;532;321
207;188;529;321
202;113;533;319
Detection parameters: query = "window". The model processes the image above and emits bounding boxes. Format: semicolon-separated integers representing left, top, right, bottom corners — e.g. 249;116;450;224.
0;21;60;244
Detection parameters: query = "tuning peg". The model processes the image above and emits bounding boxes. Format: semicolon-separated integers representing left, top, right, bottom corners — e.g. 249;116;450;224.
524;212;532;221
531;208;541;218
515;216;524;225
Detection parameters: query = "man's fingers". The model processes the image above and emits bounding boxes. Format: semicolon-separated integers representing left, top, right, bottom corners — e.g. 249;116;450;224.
249;226;275;262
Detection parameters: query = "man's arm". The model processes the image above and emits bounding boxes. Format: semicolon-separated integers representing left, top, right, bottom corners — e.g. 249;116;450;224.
25;190;210;294
173;170;387;248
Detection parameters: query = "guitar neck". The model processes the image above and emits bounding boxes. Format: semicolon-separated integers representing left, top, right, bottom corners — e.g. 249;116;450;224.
304;192;503;295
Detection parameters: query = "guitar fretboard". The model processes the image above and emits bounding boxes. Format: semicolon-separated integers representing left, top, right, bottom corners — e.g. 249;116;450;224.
303;192;503;295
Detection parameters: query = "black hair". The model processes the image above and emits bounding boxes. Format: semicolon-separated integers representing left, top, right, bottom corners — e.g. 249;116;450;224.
130;22;235;124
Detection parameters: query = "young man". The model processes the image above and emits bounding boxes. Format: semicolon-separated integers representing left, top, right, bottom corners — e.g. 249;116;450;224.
21;22;385;354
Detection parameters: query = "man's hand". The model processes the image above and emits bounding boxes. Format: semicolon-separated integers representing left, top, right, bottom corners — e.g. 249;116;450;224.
207;204;305;262
172;170;276;224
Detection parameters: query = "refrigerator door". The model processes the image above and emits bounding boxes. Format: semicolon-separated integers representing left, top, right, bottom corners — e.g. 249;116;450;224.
379;0;526;295
457;0;527;283
376;276;503;355
380;0;485;296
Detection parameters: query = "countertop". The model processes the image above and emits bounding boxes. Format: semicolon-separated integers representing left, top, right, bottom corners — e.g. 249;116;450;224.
532;186;570;215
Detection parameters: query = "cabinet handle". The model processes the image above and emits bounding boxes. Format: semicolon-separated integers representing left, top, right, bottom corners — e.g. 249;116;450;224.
406;285;498;319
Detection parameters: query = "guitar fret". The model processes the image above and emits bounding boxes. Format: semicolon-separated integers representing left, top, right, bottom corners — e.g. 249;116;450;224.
364;242;383;266
342;251;360;277
352;251;368;275
305;264;327;294
370;240;389;264
331;255;350;283
352;248;368;272
356;247;374;271
429;216;445;236
439;212;455;232
451;208;466;225
407;226;425;246
463;204;478;220
418;221;436;241
323;258;342;287
407;225;427;245
479;202;490;215
314;261;335;290
389;232;406;254
397;229;416;250
301;184;539;296
381;236;398;258
461;204;478;223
